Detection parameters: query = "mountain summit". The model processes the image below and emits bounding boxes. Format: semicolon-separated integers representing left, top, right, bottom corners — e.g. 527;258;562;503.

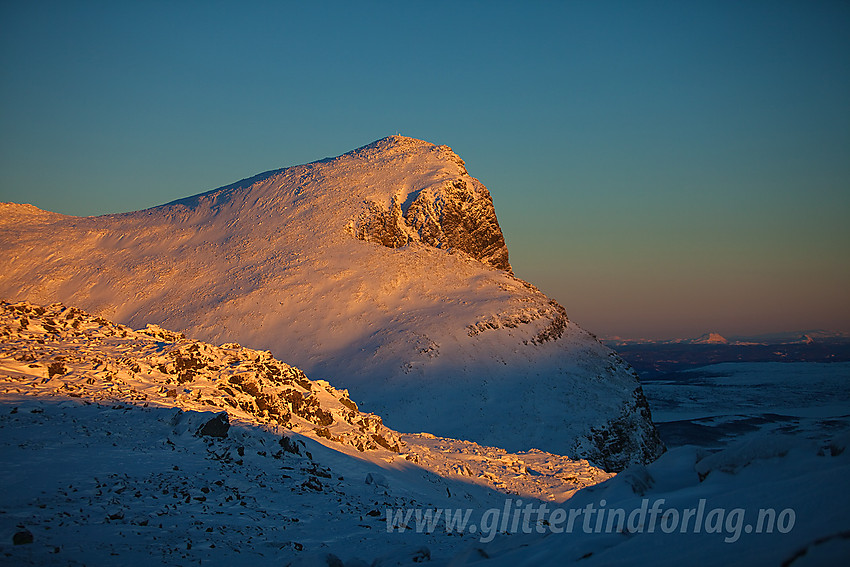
0;135;662;470
690;332;729;345
348;137;511;272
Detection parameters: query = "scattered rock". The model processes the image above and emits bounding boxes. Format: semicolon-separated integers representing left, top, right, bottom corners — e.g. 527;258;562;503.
301;477;323;492
279;436;302;455
47;361;66;378
107;509;125;521
13;529;33;545
365;472;389;488
197;412;230;438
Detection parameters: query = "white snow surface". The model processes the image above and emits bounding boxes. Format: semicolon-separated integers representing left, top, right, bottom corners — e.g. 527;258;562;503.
445;437;850;566
0;135;659;468
0;300;615;564
2;305;847;565
444;362;850;565
640;362;850;454
644;362;850;423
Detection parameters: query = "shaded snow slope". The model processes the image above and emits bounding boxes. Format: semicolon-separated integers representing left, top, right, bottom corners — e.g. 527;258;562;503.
0;136;662;470
4;310;847;566
442;362;847;565
0;300;611;501
446;435;850;566
0;300;614;565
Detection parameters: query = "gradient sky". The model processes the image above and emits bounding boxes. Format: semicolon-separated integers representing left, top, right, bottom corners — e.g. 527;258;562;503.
1;1;848;339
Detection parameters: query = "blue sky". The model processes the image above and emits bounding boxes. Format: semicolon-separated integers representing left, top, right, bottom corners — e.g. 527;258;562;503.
1;0;848;338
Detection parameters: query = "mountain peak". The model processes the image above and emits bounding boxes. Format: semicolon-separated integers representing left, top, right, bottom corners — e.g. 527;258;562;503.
361;134;431;149
347;135;466;170
0;137;663;470
0;202;68;226
690;332;728;344
347;135;435;159
329;136;509;271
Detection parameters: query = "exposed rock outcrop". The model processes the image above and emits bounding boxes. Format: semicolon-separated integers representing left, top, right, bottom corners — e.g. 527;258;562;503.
579;385;664;472
355;174;512;273
0;300;404;454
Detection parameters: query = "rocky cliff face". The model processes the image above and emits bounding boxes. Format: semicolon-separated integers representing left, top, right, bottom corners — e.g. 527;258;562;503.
0;135;663;471
353;143;511;273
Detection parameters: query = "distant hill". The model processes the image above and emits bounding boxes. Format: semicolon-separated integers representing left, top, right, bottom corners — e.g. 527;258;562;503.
689;332;729;345
601;331;850;376
604;329;850;347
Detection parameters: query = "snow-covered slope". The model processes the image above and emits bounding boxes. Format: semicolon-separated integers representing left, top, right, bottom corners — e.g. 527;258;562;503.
0;136;662;470
0;300;613;564
445;361;850;565
0;300;611;500
3;306;846;565
446;435;850;566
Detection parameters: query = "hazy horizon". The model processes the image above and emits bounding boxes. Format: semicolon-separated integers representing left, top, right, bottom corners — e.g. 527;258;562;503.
1;1;848;339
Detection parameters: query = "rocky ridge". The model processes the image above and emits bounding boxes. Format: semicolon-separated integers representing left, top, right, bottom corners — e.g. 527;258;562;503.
0;300;612;500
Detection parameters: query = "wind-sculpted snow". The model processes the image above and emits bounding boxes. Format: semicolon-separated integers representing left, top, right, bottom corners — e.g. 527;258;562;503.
0;135;662;470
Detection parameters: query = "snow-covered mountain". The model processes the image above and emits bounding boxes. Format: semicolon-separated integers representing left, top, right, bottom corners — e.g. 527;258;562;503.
604;330;850;347
689;332;728;345
727;330;850;345
603;333;730;346
0;135;662;470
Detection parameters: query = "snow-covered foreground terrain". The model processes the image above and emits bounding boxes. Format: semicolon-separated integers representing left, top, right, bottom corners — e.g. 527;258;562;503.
0;395;464;566
0;135;662;470
440;362;850;565
0;300;611;565
446;432;850;566
2;301;848;565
